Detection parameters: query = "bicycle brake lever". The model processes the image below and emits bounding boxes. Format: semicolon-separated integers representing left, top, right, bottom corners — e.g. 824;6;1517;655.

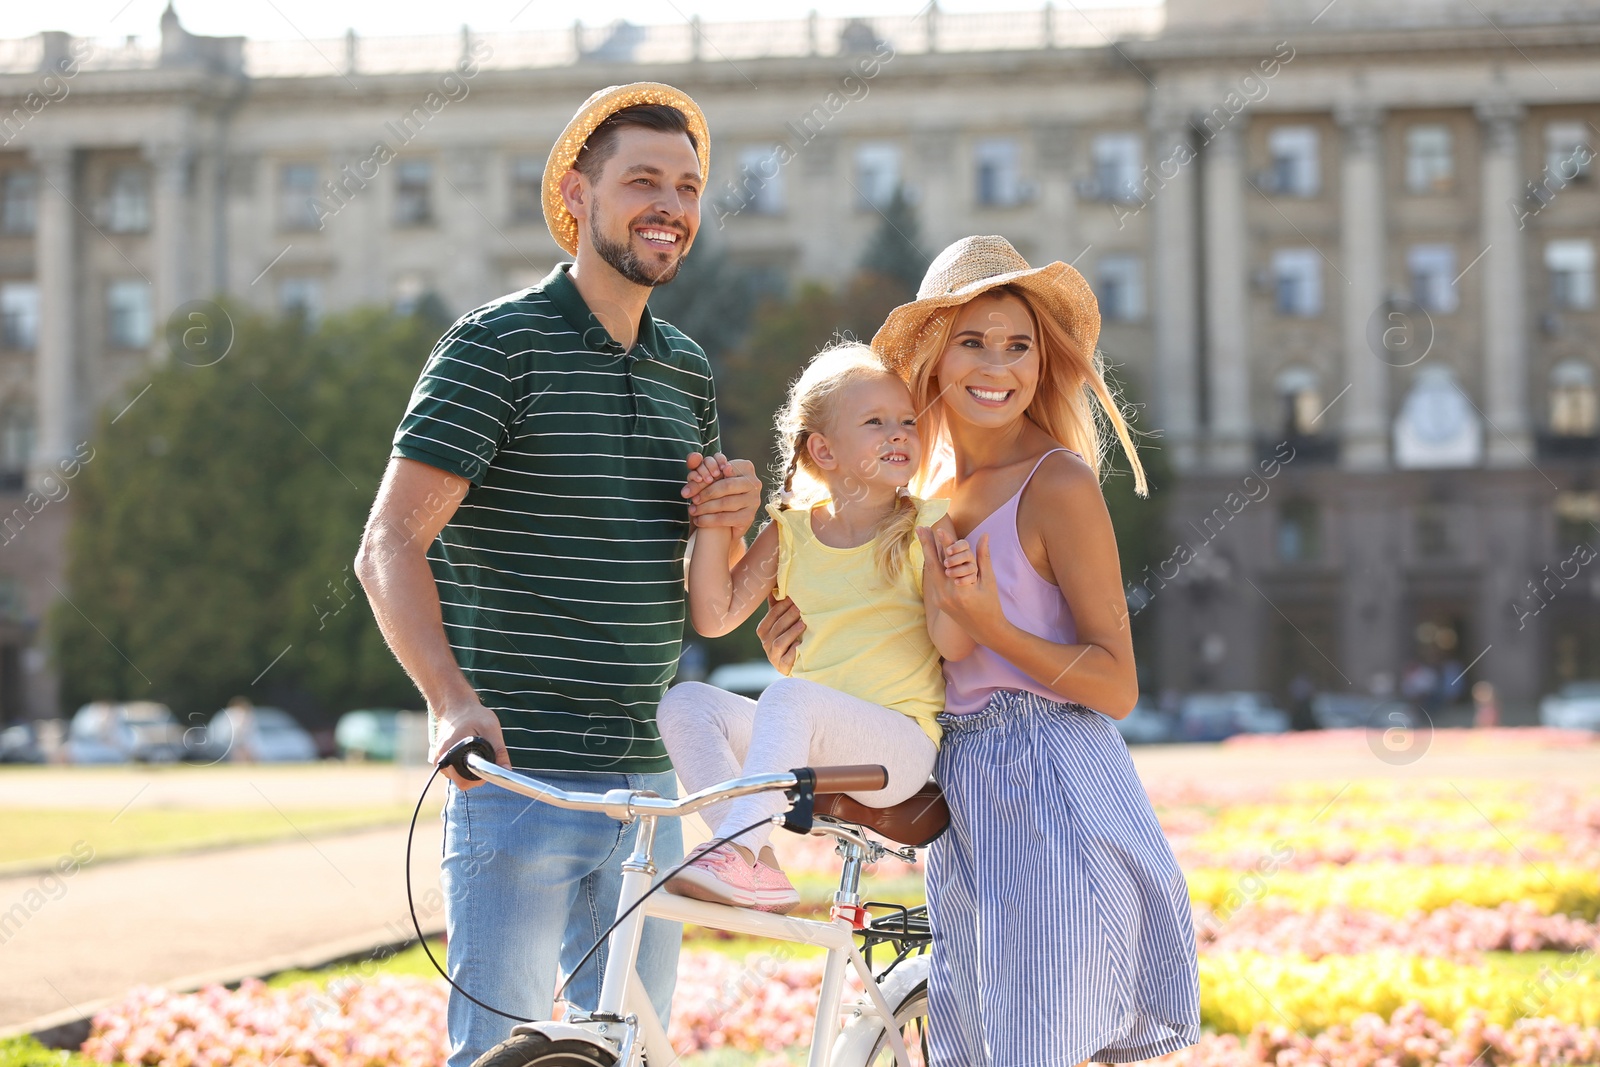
440;736;497;781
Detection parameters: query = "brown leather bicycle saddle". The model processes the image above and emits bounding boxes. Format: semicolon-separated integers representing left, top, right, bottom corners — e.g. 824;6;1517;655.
812;781;949;847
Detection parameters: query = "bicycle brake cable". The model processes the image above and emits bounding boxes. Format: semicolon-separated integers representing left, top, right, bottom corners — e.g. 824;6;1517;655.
406;761;534;1022
407;757;783;1018
551;815;774;1005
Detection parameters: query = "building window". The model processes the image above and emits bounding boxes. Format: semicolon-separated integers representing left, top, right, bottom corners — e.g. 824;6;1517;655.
1408;244;1459;313
1405;125;1454;194
0;407;32;473
1547;239;1596;310
1272;248;1323;316
1550;360;1598;436
975;137;1022;207
1090;133;1142;202
0;172;36;235
278;163;320;231
1267;126;1319;197
509;157;541;224
1545;121;1594;184
393;272;430;316
279;276;323;324
0;283;38;350
107;280;152;348
1096;255;1144;321
1277;498;1320;563
1555;491;1600;551
104;165;150;233
733;146;785;215
395;161;433;226
853;143;900;211
1415;503;1451;557
1276;366;1323;436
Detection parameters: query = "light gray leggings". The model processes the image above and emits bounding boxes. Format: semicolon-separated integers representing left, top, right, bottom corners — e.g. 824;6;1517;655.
657;678;939;853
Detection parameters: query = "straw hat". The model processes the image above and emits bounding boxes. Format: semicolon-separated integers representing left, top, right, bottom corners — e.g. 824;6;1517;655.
871;235;1100;378
542;82;711;256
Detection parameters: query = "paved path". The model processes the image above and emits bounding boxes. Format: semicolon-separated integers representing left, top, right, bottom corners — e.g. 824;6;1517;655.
0;821;444;1030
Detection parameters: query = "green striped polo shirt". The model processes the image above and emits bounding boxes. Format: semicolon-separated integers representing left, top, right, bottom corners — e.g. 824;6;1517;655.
392;263;719;774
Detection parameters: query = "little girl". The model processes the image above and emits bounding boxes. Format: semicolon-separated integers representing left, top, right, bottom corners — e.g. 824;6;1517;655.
657;342;975;912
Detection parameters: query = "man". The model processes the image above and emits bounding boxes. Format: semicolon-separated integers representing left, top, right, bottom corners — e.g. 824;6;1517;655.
355;83;762;1067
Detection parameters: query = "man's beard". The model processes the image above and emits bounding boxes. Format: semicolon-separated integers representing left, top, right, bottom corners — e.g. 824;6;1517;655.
589;207;686;287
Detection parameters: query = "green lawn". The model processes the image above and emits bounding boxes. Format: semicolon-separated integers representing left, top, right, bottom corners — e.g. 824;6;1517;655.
0;804;437;872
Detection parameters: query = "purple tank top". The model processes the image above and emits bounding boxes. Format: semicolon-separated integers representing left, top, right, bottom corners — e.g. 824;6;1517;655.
943;448;1079;715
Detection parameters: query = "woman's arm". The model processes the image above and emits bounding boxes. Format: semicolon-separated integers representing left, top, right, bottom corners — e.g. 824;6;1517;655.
921;518;978;662
924;455;1138;717
688;521;780;637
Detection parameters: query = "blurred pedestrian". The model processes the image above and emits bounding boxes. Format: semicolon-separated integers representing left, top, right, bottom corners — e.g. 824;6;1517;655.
1472;681;1500;728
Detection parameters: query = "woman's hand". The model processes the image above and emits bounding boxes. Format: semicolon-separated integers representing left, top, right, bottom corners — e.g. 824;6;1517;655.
919;528;1007;645
756;594;804;676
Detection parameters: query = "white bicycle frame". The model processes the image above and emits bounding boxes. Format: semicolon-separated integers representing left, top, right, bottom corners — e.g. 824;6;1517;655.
463;753;919;1067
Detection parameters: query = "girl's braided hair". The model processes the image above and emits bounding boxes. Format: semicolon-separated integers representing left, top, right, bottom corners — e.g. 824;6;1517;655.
773;343;921;584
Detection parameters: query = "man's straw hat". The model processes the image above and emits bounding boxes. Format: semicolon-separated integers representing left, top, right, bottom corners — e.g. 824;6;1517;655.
872;235;1100;378
543;82;711;257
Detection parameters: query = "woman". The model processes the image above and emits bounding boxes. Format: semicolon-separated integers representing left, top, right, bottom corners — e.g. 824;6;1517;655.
760;236;1200;1066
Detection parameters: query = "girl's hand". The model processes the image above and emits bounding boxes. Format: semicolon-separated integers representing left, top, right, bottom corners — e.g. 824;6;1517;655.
919;528;1007;643
937;530;978;587
683;451;732;491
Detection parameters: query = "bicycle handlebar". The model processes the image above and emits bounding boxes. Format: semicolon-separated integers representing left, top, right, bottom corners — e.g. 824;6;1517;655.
439;736;887;822
806;764;890;793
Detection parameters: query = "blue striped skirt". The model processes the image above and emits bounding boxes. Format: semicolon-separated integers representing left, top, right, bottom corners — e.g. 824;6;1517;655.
925;689;1200;1067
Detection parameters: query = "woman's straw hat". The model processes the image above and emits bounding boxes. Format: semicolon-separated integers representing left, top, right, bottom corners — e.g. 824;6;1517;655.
871;235;1100;378
543;82;711;257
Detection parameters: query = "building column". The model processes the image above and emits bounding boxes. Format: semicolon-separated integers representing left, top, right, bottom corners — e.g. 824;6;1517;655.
1337;104;1388;469
1151;115;1200;472
146;141;193;363
30;144;77;479
1200;121;1251;471
1477;101;1531;466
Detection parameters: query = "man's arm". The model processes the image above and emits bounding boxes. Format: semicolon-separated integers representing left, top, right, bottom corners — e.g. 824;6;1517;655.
354;457;508;788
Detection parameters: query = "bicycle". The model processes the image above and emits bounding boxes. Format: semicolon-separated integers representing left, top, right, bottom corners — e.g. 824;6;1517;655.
435;737;946;1067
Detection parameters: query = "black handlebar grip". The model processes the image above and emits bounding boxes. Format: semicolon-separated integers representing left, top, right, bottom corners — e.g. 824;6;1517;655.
440;736;497;781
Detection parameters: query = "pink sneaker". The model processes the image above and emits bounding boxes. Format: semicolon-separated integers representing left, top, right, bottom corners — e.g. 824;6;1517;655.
666;843;800;912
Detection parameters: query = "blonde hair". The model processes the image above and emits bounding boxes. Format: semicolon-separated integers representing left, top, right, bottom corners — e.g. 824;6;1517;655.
773;343;922;584
904;285;1148;497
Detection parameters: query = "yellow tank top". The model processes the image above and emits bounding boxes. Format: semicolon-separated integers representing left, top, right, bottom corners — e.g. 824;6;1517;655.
769;497;948;744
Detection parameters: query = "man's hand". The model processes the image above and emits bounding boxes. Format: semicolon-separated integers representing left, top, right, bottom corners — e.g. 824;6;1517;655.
428;700;510;790
684;453;762;536
756;594;804;676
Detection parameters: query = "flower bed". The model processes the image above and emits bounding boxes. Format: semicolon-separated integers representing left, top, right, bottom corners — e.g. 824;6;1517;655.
76;776;1600;1065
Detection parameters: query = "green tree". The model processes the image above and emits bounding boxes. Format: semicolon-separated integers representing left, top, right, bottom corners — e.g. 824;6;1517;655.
51;305;438;727
646;236;758;369
857;186;929;296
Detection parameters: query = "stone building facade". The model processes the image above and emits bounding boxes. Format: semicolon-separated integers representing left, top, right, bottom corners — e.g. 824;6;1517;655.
0;0;1596;721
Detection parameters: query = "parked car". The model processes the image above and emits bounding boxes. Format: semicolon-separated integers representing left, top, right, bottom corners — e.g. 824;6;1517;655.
65;701;186;763
336;708;402;761
0;722;45;764
704;660;784;700
200;705;318;762
1179;692;1290;742
1539;681;1600;731
1113;698;1175;745
1310;693;1383;730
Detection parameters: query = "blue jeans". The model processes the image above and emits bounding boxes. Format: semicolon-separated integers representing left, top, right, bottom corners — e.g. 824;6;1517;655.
440;769;683;1067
